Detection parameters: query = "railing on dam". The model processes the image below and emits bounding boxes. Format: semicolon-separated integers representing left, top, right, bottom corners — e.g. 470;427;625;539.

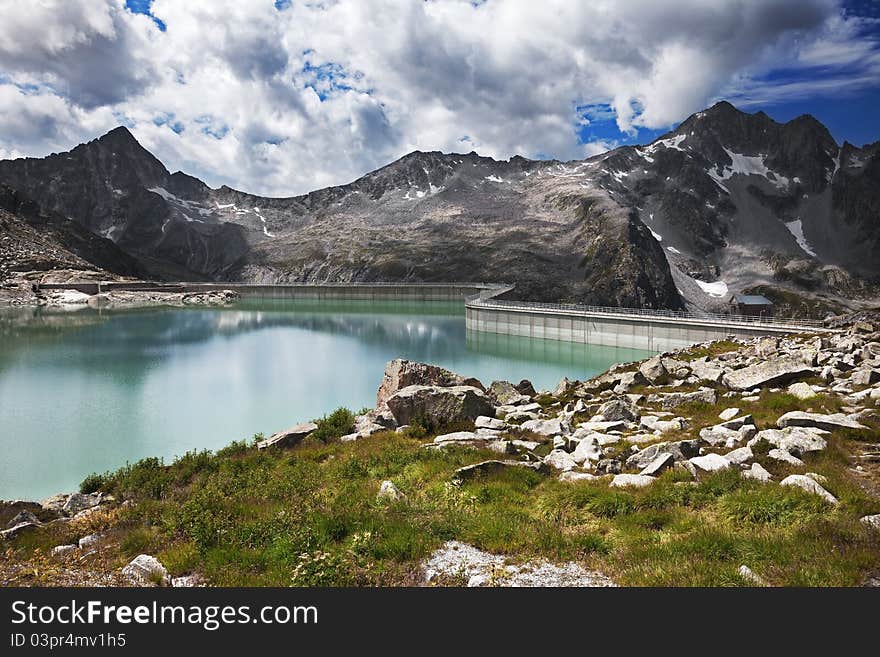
465;295;826;331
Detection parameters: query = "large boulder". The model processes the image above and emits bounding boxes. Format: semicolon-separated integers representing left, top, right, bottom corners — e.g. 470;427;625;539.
638;356;667;384
386;385;493;428
61;492;102;516
625;439;700;470
487;380;531;406
257;422;318;449
596;399;639;423
776;411;867;432
646;388;717;409
722;355;814;391
376;359;482;408
780;475;838;504
521;417;565;436
754;428;828;456
122;554;170;586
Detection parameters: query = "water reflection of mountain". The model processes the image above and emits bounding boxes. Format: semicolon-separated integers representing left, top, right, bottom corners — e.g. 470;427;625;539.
0;301;469;376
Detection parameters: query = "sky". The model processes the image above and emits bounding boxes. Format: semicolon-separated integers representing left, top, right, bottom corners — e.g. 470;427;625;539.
0;0;877;197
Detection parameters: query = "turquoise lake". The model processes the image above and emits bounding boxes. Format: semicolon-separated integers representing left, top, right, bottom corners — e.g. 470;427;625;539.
0;299;653;499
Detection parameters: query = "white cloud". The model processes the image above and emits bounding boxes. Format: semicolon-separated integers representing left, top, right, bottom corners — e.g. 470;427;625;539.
0;0;874;196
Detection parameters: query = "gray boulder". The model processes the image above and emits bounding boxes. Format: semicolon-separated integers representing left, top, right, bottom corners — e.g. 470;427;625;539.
596;399;640;422
377;480;405;502
625;439;700;470
647;387;717;409
521;417;564;436
689;453;731;472
780;475;838;504
488;381;532;406
544;450;578;471
722;355;814;391
122;554;170;586
61;492;102;516
257;422;319;449
638;356;667;383
741;462;772;482
639;453;674;476
861;514;880;530
776;411;867;432
610;474;655;488
376;359;482;408
386;385;494;428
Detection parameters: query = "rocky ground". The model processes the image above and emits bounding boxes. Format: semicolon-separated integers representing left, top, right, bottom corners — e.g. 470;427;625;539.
0;280;239;309
2;320;879;587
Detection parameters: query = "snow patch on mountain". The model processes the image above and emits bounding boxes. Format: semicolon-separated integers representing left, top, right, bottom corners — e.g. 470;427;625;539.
784;219;816;257
694;278;729;298
712;148;790;189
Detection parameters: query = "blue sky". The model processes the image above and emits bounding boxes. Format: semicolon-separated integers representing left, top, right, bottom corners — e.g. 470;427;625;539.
1;1;878;195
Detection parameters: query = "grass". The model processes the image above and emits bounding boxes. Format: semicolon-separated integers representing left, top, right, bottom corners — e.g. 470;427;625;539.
4;415;878;587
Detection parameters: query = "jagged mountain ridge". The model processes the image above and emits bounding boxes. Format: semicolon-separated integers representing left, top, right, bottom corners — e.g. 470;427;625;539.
0;101;877;311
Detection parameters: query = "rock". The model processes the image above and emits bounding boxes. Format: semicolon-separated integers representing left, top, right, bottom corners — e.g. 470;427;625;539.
689;453;730;472
718;407;740;421
724;357;814;392
860;514;880;530
40;493;69;514
511;439;542;451
787;382;817;400
780;475;838;504
0;521;39;540
386;385;494;428
756;336;779;357
851;369;880;386
717;414;754;430
51;544;78;558
688;360;725;384
724;446;753;466
487;381;531;406
521;417;564;436
612;371;647;393
776;411;867;432
377;480;405;502
515;380;537;397
475;416;507;430
78;533;100;549
625;439;700;470
595;458;623;474
699;425;741;447
571;437;602;465
554;377;576;397
422;541;615;587
755;428;827;456
544;450;578;471
742;462;772;482
47;289;91;305
121;554;171;586
738;565;769;586
6;510;40;528
596;399;639;422
257;422;319;449
487;441;516;455
453;460;549;481
647;387;717;409
172;574;205;587
610;474;655;488
639;453;674;476
61;492;102;516
376;359;482;407
578;420;627;432
638;355;667;383
652;418;688;434
434;431;483;444
805;472;828;484
558;471;599;483
768;449;804;465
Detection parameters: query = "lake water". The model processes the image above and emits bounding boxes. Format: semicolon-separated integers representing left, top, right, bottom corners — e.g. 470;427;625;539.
0;299;653;499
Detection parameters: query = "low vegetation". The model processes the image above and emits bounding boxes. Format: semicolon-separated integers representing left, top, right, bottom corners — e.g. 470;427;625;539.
5;409;878;587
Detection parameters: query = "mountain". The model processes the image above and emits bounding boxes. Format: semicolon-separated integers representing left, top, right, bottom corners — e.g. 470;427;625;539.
0;184;143;281
0;101;877;312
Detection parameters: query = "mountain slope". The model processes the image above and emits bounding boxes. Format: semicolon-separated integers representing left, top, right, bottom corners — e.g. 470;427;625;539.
0;102;876;312
0;184;143;281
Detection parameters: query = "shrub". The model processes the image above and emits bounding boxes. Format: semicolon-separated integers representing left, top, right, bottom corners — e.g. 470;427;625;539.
79;472;107;494
310;407;355;443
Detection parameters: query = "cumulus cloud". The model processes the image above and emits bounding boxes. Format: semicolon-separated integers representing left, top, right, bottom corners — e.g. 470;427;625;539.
0;0;875;195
